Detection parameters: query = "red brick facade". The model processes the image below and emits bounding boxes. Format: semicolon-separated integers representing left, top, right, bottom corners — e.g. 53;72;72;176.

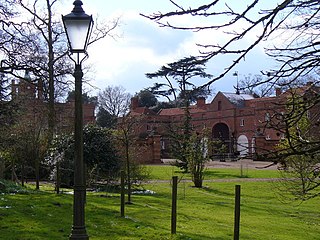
12;77;95;134
129;85;319;163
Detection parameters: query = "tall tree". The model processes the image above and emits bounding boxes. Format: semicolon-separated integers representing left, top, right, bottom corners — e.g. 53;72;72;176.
146;56;212;106
97;86;131;128
135;89;158;108
66;90;97;104
96;106;116;128
168;104;192;172
7;102;48;189
0;71;16;179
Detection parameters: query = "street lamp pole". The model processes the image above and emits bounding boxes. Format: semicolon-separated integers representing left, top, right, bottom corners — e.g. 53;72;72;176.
62;1;93;239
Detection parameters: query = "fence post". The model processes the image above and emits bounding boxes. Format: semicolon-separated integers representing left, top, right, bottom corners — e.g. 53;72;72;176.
120;170;125;217
171;176;178;234
234;184;241;240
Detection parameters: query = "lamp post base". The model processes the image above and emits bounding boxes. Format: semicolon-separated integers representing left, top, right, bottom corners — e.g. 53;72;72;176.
70;226;89;240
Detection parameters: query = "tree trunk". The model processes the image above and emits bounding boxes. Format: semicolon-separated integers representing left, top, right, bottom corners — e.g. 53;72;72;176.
126;142;132;204
11;159;15;181
0;157;5;179
193;177;203;188
193;163;203;188
55;161;60;194
193;169;203;188
35;158;40;190
21;162;25;187
46;0;55;144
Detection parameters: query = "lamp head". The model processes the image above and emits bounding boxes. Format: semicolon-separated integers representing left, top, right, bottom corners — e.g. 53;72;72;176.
62;0;93;53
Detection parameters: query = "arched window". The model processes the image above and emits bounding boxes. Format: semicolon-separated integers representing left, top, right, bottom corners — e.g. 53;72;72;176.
237;135;249;156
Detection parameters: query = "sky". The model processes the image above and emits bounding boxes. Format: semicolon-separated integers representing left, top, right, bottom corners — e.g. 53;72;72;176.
61;0;278;100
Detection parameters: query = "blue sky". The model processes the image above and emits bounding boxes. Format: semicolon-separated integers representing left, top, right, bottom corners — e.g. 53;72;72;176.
62;0;278;99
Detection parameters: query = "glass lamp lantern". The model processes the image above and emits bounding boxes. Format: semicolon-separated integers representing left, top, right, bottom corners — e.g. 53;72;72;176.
62;0;93;54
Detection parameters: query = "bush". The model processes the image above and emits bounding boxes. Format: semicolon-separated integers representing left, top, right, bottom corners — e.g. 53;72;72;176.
0;179;29;194
47;125;121;188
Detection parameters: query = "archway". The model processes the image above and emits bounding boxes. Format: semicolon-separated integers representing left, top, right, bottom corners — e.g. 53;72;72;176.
212;123;230;140
212;123;232;159
237;135;249;157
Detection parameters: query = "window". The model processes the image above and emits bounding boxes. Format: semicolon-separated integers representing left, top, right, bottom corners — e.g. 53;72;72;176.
265;112;270;122
218;101;222;111
240;119;244;127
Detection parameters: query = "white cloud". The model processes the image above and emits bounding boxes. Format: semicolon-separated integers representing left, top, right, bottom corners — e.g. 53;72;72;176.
85;10;197;94
80;1;280;96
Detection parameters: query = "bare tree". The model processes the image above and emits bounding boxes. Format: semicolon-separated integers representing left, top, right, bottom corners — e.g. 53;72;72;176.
142;1;320;87
98;85;132;117
0;0;119;139
114;115;147;204
238;74;274;97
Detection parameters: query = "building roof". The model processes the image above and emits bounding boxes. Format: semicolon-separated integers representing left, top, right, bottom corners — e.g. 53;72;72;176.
130;107;156;116
221;92;255;107
158;106;206;116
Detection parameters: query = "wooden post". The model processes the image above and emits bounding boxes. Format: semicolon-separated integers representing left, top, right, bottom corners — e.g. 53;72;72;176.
120;170;125;217
234;185;241;240
171;176;178;234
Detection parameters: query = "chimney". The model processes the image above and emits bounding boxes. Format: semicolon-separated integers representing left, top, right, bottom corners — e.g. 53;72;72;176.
275;88;281;97
197;97;206;109
130;97;139;110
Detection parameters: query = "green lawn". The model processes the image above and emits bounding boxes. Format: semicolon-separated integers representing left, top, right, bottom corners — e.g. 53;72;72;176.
146;165;281;180
1;167;319;240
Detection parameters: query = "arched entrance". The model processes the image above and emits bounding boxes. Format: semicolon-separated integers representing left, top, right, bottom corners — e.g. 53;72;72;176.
237;135;249;157
212;123;229;140
212;123;233;159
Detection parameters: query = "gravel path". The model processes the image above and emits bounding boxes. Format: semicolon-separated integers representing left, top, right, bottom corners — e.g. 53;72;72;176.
161;158;279;170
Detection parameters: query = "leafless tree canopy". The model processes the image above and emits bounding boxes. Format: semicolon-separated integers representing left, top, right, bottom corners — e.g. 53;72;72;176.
98;86;132;117
0;0;120;139
0;0;120;94
142;0;320;87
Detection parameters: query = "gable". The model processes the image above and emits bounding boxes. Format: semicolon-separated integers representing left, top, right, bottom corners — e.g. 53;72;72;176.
210;92;254;110
210;92;236;110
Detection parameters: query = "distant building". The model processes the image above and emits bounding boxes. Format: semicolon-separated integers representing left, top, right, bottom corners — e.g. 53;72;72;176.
11;71;95;134
128;83;320;163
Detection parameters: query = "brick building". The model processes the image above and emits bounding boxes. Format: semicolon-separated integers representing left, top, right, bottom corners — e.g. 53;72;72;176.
129;83;320;163
11;72;95;133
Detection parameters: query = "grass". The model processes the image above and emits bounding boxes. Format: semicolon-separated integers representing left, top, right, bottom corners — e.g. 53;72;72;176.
1;166;319;239
146;164;281;180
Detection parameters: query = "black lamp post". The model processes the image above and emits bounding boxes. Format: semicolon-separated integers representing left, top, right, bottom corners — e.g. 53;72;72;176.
62;1;93;239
